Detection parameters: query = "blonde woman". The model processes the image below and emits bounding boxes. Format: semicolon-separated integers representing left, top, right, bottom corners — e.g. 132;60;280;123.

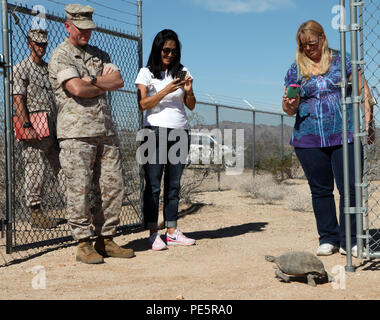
282;20;374;257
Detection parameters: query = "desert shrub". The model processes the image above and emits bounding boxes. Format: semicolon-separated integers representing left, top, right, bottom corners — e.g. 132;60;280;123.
288;189;313;212
179;167;210;204
240;173;286;204
254;142;301;181
257;150;301;182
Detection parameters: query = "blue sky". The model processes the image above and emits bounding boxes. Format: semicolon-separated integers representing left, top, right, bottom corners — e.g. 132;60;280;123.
6;0;373;113
139;0;354;112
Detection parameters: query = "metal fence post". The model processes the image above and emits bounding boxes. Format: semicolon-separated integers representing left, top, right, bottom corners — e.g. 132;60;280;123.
206;93;221;191
137;0;143;107
1;0;13;254
339;0;355;272
350;0;365;259
137;0;144;221
242;99;256;178
215;104;221;191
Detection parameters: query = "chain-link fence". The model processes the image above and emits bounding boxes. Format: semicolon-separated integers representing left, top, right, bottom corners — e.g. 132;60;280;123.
0;71;5;234
340;0;380;270
361;0;380;260
1;2;143;265
0;2;297;267
184;93;298;192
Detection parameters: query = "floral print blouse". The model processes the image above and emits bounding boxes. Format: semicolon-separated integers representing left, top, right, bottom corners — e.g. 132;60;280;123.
284;50;358;148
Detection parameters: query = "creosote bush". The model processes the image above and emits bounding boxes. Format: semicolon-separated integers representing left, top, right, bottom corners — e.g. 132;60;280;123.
239;173;286;204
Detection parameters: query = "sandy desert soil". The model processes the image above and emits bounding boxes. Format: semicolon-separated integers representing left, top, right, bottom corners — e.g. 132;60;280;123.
0;173;379;301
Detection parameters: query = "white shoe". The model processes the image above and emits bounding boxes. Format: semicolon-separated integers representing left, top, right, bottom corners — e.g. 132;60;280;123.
149;232;167;251
316;243;339;256
166;229;196;246
339;245;367;258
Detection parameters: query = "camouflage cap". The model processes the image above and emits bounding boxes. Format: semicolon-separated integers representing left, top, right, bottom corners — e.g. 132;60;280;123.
27;29;48;43
65;4;96;29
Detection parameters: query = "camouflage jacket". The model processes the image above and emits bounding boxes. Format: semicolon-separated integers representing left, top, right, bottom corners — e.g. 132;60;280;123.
48;38;119;139
13;56;56;115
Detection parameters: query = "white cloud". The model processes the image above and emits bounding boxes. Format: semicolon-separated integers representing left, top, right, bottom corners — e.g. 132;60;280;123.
191;0;296;14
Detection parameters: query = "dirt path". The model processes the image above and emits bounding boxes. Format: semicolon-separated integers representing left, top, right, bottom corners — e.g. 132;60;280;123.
0;179;379;300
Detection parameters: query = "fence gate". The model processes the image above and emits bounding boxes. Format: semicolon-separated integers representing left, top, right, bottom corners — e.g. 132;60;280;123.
1;2;143;259
361;0;380;260
341;0;380;272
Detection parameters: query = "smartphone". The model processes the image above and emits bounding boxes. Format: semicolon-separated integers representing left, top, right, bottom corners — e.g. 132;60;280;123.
286;84;300;98
176;70;187;82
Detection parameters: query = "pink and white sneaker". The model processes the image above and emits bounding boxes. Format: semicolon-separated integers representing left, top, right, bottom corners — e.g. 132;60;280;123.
149;232;167;251
166;229;196;246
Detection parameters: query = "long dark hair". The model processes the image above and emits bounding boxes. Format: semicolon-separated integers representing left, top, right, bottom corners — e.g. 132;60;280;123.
146;29;183;80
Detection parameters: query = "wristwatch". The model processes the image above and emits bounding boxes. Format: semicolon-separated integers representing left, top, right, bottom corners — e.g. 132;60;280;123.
90;75;97;85
368;96;377;107
23;121;32;128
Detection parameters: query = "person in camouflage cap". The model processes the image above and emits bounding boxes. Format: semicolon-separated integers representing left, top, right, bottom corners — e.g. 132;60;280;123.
13;29;62;229
48;4;135;264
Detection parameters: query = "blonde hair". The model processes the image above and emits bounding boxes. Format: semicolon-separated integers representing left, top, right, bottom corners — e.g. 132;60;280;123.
296;20;331;81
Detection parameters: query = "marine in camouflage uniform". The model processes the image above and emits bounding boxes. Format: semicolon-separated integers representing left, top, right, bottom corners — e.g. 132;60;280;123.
13;29;61;229
48;4;134;264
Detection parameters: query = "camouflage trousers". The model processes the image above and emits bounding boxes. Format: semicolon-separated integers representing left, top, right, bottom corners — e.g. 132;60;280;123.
22;136;61;208
59;136;124;241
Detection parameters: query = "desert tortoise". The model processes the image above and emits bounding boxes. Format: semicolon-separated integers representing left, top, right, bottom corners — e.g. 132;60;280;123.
265;251;333;287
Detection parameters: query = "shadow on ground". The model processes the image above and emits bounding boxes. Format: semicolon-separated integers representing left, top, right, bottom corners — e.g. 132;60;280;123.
269;275;330;287
126;222;268;253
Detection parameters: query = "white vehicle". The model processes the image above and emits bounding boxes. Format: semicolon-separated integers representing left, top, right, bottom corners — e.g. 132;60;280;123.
187;130;236;167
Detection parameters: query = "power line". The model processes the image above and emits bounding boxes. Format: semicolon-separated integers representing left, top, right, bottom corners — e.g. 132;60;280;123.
119;0;138;6
43;0;68;9
85;0;138;17
195;90;281;111
43;0;138;27
93;11;138;27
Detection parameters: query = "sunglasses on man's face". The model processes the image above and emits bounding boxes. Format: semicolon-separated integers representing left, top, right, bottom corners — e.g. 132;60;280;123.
162;48;177;56
33;42;48;48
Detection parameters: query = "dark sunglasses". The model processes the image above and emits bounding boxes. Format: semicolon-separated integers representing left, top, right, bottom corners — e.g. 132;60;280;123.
301;36;322;50
33;42;48;48
162;47;177;56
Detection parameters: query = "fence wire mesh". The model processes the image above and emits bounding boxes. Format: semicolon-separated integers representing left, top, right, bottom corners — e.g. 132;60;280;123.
361;0;380;258
1;2;142;264
186;94;298;192
0;72;5;226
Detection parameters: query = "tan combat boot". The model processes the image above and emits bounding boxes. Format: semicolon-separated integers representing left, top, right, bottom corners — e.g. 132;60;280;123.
76;238;104;264
31;206;58;229
94;236;135;259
